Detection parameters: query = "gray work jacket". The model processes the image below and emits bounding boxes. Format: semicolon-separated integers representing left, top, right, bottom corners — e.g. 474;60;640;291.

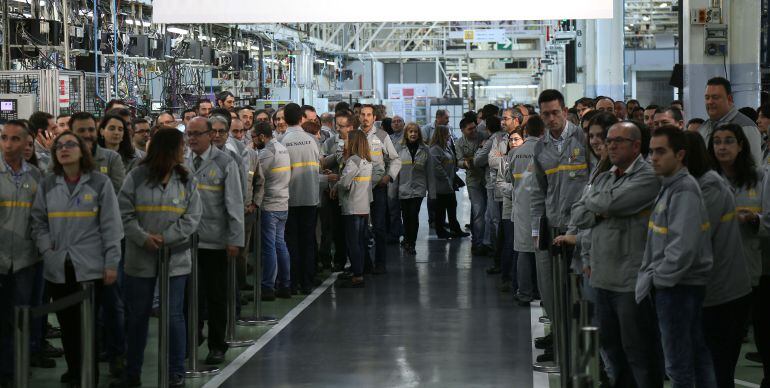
281;126;321;207
729;170;764;286
571;155;660;292
454;134;485;188
93;145;126;193
427;144;456;198
336;155;373;215
0;160;42;273
31;172;124;283
244;148;265;211
184;145;244;249
635;168;714;303
258;139;291;212
512;137;538;253
699;106;763;167
698;171;752;306
530;122;588;233
363;126;402;187
489;131;512;201
119;166;202;278
474;131;506;190
396;143;430;200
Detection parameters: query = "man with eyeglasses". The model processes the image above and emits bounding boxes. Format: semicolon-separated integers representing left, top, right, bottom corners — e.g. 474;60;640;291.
571;121;663;387
487;108;522;275
131;118;150;157
184;116;244;365
529;89;588;363
209;115;248;202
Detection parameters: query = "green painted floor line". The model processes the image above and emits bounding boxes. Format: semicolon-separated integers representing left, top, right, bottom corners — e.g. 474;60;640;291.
28;271;333;388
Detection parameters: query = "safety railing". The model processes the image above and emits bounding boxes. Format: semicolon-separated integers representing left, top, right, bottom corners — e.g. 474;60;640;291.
15;282;96;388
238;210;278;326
185;233;220;378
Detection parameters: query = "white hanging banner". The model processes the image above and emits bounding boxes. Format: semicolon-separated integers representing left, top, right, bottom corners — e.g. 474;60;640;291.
152;0;613;24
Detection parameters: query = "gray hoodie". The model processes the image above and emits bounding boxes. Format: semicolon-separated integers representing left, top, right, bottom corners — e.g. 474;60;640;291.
635;168;714;303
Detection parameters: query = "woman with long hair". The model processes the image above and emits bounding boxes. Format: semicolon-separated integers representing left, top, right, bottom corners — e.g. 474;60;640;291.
706;124;763;387
428;125;465;239
397;123;430;255
24;133;41;169
683;129;747;387
31;131;123;384
98;113;138;171
334;130;372;288
116;128;201;387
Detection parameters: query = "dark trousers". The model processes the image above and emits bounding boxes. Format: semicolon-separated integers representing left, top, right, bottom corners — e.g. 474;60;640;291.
752;277;770;388
0;263;44;381
595;290;664;388
329;199;348;269
47;261;103;379
400;197;424;246
500;219;517;285
286;206;318;290
344;215;368;276
369;186;389;269
494;202;503;267
434;193;461;235
198;249;227;353
702;294;752;388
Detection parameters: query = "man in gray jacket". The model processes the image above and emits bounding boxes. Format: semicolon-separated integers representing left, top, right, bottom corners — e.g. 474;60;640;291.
0;121;50;380
360;105;401;274
637;126;715;387
184;117;245;365
281;103;321;294
571;122;663;387
699;77;762;167
529;90;588;362
455;117;487;254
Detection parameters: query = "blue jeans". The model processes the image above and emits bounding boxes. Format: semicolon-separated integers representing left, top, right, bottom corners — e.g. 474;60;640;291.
125;274;187;378
483;189;499;248
655;285;717;388
0;263;44;381
595;289;663;388
345;215;368;276
261;209;290;290
286;206;318;290
101;259;126;361
369;185;389;269
500;219;517;286
467;185;487;248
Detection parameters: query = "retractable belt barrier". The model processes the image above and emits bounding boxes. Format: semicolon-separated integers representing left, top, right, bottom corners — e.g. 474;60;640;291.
185;234;220;378
14;282;96;388
238;209;278;326
225;250;255;347
157;245;171;388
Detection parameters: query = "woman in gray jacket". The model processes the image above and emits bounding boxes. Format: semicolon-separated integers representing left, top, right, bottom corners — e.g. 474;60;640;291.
397;123;430;254
31;131;123;384
117;128;202;387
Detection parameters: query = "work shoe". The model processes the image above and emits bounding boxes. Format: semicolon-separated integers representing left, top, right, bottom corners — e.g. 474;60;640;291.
205;350;225;365
275;287;292;299
514;294;533;306
30;353;56;368
110;355;126;378
261;288;276;302
535;334;552;350
169;374;185;387
45;324;61;339
536;349;554;363
450;230;470;238
42;340;63;358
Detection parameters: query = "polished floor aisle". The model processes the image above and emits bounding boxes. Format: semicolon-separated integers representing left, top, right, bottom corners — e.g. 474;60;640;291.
220;199;535;387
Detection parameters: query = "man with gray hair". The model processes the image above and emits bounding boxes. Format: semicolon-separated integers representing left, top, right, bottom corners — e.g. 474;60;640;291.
571;121;663;386
319;112;335;143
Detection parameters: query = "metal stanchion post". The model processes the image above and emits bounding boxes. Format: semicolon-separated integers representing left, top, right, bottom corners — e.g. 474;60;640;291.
238;210;277;326
80;282;96;388
185;234;220;378
579;299;592;328
225;253;255;347
580;326;600;386
158;246;170;388
556;240;571;388
14;306;30;388
569;273;581;378
533;233;560;374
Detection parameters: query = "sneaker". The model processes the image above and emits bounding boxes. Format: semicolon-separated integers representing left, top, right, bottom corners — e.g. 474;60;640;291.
275;287;292;299
261;288;276;301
